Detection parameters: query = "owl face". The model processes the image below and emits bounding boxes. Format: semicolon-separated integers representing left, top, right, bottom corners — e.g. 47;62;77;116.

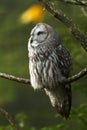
29;23;48;47
29;23;61;49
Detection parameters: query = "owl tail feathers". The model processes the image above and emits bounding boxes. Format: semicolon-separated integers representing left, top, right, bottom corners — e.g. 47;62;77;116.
44;86;72;119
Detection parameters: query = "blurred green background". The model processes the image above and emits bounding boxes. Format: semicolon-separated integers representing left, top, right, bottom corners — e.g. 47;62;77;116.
0;0;87;130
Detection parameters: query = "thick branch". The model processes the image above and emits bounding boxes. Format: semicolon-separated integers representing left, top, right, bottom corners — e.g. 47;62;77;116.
0;68;87;85
0;107;21;130
61;0;87;6
39;0;87;51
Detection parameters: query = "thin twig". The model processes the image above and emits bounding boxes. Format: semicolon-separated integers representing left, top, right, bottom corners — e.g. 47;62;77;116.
0;68;87;85
63;68;87;84
61;0;87;6
0;107;20;130
81;7;87;17
0;72;30;84
39;0;87;51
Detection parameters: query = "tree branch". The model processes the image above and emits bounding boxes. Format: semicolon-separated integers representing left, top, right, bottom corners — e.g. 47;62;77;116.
81;7;87;17
0;107;21;130
39;0;87;52
0;72;30;84
61;0;87;7
0;68;87;85
63;68;87;84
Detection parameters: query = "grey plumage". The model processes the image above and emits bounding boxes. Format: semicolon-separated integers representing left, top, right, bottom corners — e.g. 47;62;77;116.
28;23;72;118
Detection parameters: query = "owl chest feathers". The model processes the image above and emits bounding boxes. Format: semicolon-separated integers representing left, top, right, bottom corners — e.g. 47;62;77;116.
29;46;65;90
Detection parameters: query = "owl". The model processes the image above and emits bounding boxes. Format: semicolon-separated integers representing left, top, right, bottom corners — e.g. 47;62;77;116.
28;23;72;118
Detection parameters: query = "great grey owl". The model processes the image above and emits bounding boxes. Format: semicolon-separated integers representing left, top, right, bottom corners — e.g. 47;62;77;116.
28;23;72;118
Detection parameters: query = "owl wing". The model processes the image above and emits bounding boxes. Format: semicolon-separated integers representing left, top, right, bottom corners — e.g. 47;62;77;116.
56;44;72;78
45;43;72;118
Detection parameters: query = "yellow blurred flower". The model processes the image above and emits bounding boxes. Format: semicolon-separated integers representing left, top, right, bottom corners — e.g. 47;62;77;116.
20;5;44;24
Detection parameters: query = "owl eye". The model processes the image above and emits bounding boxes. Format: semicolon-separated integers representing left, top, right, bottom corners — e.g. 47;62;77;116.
37;31;44;35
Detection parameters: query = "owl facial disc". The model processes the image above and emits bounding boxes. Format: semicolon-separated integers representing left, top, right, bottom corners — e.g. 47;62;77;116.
29;23;48;47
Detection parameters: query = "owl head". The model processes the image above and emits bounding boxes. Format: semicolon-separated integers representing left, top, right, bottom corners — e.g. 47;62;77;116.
29;23;61;47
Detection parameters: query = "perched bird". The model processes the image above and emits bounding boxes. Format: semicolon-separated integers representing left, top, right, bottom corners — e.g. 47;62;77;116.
28;23;72;118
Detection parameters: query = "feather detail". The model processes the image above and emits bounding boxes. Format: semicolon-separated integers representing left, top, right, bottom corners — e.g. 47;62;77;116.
44;84;71;118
